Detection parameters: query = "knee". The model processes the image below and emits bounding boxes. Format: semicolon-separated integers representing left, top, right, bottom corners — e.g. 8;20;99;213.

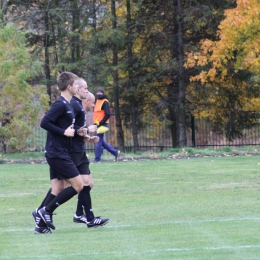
52;184;65;195
83;174;93;188
52;187;63;196
81;175;90;186
74;182;83;193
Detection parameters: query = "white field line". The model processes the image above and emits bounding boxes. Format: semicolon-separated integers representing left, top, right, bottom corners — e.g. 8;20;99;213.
0;193;34;197
2;216;260;233
1;245;260;259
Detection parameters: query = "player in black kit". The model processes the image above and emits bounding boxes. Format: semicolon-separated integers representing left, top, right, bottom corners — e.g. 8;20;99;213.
32;72;86;234
71;78;109;228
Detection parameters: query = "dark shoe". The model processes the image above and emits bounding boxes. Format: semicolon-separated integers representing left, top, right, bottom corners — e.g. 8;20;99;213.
34;226;52;234
32;208;42;226
32;208;49;229
73;214;87;224
87;217;109;228
115;150;120;162
38;207;55;230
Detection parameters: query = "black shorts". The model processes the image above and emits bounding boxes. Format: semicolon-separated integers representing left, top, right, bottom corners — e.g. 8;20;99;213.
47;157;80;180
70;151;90;175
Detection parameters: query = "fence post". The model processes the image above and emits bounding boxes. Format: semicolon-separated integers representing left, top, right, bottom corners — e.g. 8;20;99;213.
191;114;196;147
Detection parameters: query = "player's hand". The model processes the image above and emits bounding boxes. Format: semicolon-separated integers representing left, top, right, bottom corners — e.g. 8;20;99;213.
64;124;75;137
84;135;91;142
88;125;97;133
89;136;99;143
77;125;88;136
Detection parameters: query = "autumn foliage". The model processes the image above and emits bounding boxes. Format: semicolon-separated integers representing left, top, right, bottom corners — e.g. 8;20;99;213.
186;0;260;82
184;0;260;140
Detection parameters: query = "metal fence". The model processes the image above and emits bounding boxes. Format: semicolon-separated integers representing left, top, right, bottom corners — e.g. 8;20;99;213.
27;115;260;152
82;113;173;152
191;117;260;147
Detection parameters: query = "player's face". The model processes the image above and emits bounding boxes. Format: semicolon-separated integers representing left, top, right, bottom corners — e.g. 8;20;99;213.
69;80;79;96
78;81;88;100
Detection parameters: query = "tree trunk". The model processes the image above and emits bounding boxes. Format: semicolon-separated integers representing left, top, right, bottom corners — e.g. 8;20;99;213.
111;0;125;152
71;0;80;63
44;8;51;105
126;0;139;153
167;0;187;148
168;1;181;148
176;0;186;147
167;83;177;147
91;0;97;86
0;0;4;23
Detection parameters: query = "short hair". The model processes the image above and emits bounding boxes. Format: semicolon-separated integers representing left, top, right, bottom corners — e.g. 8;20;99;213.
57;72;78;91
76;77;87;89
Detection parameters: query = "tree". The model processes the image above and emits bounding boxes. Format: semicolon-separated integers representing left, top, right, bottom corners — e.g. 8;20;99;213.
186;0;260;81
82;1;144;152
0;23;49;152
111;0;125;152
133;0;236;147
185;0;260;140
125;0;139;152
1;0;239;150
3;0;106;100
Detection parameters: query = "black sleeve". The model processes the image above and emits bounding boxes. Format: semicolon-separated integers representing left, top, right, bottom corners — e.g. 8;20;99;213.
70;101;81;132
99;101;110;125
40;102;65;136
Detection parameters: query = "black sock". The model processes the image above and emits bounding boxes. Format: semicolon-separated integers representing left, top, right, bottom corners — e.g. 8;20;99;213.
80;186;94;221
76;192;84;216
45;186;78;213
38;188;51;210
43;192;56;207
38;188;56;211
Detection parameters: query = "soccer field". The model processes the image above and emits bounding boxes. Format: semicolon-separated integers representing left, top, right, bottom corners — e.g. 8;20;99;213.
1;156;260;259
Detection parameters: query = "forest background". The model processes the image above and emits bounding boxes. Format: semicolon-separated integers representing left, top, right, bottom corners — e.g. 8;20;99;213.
0;0;260;153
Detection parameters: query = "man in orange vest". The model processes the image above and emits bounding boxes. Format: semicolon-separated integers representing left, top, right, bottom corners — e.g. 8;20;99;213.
93;87;120;162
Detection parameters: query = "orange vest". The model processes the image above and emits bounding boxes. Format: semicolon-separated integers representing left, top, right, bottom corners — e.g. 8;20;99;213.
93;99;109;124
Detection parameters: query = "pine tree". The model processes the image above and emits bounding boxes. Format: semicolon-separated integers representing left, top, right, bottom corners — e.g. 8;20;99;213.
131;0;236;147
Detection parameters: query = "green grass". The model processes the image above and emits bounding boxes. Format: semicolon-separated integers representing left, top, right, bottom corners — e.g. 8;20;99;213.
0;151;45;160
1;156;260;259
2;145;260;162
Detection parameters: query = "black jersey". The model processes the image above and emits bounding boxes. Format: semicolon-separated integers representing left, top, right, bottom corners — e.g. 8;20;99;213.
41;96;75;159
70;96;86;153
